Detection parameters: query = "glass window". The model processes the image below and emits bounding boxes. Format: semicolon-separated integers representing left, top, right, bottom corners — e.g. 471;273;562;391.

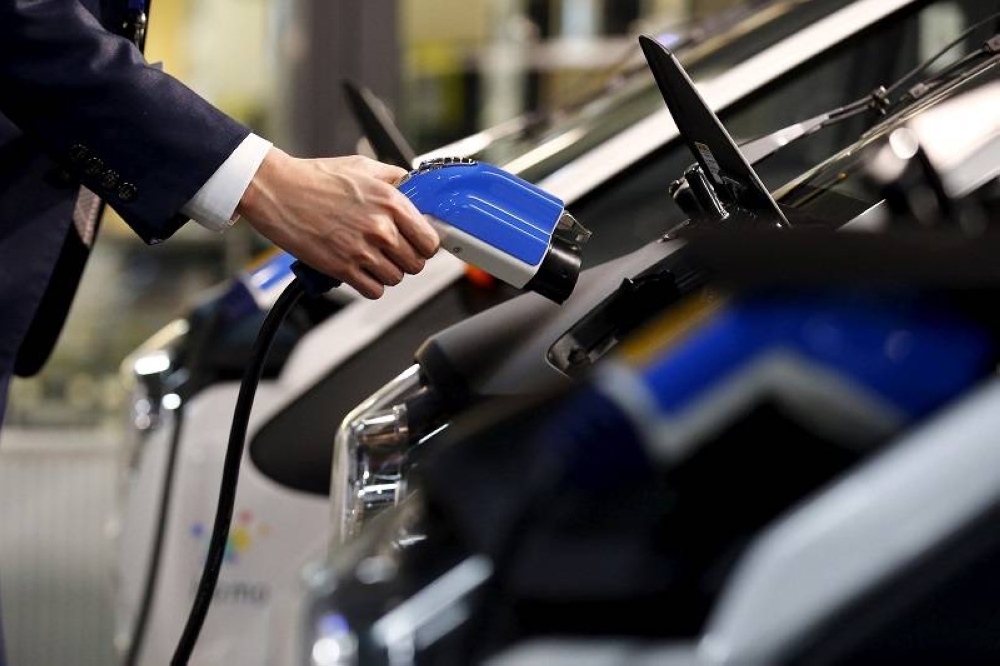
481;0;858;178
569;0;1000;267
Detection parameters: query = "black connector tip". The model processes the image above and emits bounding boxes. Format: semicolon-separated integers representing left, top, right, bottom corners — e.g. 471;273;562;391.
524;235;582;304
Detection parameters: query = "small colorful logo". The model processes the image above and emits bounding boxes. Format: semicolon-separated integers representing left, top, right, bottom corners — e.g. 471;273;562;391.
190;510;271;565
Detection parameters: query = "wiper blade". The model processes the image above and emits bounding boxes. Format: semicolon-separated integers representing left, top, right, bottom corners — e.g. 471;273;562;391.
741;11;1000;165
739;95;872;164
885;11;1000;99
893;34;1000;108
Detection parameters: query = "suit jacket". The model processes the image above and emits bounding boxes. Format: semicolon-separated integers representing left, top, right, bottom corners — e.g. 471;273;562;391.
0;0;250;381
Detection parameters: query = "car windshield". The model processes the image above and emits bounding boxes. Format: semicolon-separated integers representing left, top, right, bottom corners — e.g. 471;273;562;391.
475;0;858;178
566;0;1000;267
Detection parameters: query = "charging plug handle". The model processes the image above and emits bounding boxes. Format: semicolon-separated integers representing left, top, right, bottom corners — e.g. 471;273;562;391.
292;261;342;296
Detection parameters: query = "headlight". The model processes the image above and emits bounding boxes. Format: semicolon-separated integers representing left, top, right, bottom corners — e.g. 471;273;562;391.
303;497;429;666
330;365;425;545
120;319;188;465
309;613;358;666
302;496;487;666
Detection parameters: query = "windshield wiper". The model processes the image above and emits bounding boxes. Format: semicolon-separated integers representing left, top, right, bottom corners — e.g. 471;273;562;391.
739;94;875;163
890;33;1000;109
740;11;1000;165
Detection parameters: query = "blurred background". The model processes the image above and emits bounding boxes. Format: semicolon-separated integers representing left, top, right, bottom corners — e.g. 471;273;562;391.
0;1;744;664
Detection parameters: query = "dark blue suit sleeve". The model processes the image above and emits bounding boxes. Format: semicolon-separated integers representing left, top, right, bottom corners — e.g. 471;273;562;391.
0;0;251;243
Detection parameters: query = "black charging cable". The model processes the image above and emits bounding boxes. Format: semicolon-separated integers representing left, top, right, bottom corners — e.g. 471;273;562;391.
170;263;339;665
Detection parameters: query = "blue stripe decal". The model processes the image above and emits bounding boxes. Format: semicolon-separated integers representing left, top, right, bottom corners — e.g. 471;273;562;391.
634;291;994;421
248;252;296;293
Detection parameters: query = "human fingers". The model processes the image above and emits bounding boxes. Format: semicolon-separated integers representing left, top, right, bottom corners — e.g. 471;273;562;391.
344;266;387;300
354;210;424;275
381;233;426;275
374;182;439;258
358;249;405;287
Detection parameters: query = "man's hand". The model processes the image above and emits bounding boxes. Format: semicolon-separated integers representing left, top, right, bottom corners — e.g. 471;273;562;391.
237;148;439;299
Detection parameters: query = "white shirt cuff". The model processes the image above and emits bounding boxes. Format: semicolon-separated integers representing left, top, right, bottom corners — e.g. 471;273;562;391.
181;133;273;232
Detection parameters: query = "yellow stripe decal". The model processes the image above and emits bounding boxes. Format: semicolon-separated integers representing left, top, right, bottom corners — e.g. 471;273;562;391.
618;290;726;366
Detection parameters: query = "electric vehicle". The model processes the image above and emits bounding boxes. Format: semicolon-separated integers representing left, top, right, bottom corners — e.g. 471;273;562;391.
302;46;1000;666
329;1;1000;544
115;1;982;663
